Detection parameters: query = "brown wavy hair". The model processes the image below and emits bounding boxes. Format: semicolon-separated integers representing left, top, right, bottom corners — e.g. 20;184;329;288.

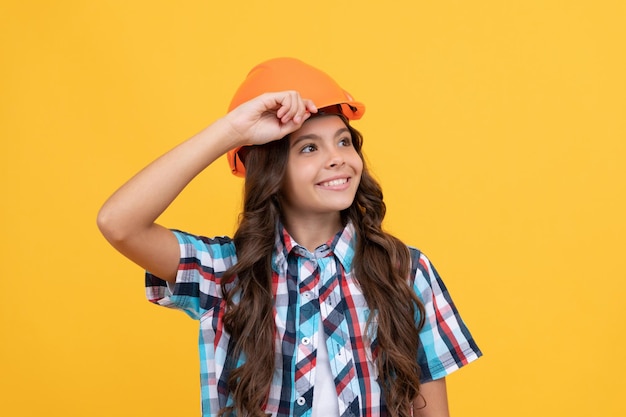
219;119;426;417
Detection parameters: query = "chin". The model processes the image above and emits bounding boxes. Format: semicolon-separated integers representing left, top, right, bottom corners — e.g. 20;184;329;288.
327;199;356;213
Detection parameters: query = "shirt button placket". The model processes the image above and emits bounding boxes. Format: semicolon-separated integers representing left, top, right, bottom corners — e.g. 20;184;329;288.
295;254;318;416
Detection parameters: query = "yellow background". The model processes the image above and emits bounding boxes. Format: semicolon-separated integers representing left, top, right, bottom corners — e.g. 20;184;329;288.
1;1;624;416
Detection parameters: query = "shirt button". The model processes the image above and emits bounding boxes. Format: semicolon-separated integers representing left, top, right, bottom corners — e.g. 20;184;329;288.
296;397;306;406
302;337;311;345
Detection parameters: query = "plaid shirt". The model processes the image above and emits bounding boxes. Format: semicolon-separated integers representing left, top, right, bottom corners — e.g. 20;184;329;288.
146;222;481;417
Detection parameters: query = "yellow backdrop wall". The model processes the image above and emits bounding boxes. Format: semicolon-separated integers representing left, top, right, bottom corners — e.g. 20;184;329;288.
1;1;624;416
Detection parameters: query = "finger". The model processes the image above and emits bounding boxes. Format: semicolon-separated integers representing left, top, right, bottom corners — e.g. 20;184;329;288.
275;92;292;120
297;110;312;125
292;97;319;124
277;91;301;121
291;97;308;125
303;99;318;114
280;91;302;124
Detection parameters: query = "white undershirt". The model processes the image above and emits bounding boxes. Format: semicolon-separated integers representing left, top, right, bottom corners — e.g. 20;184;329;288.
311;318;340;417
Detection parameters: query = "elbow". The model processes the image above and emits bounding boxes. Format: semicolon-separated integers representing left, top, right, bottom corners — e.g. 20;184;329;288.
96;204;130;246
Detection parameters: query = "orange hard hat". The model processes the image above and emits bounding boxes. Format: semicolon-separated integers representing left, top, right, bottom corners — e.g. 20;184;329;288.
226;57;365;177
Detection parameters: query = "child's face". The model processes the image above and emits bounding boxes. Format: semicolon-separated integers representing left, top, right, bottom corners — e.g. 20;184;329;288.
280;115;363;222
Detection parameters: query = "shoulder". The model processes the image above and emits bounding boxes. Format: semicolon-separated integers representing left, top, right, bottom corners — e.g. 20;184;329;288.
407;246;441;287
407;246;427;273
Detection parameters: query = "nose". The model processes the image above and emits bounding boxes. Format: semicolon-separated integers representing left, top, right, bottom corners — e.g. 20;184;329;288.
327;149;345;169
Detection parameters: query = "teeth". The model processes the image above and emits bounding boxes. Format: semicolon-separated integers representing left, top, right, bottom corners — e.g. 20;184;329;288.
321;178;348;187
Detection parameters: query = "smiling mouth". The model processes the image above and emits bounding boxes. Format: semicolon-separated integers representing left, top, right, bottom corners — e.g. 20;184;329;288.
318;178;349;187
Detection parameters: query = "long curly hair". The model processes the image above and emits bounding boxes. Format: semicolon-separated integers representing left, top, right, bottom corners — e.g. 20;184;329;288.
219;120;426;417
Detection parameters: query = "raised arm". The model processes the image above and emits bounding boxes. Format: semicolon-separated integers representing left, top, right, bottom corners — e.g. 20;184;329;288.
96;91;316;282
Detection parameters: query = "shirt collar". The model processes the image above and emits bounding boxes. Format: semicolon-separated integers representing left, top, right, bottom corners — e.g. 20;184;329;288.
272;221;356;275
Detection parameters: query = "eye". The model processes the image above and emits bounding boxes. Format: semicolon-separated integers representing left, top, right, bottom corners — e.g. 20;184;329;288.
338;137;352;147
300;143;317;153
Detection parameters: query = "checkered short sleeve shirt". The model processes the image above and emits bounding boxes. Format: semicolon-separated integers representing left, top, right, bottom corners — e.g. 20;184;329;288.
146;222;481;417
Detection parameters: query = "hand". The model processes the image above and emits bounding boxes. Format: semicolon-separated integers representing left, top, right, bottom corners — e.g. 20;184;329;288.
223;91;318;147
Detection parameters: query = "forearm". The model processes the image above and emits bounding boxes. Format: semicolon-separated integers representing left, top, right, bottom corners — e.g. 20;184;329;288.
414;378;450;417
97;117;238;241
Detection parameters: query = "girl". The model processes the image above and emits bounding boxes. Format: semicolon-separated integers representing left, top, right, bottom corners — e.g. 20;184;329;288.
97;58;481;417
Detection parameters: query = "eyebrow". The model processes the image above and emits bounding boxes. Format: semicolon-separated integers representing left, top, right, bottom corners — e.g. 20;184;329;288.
290;127;351;148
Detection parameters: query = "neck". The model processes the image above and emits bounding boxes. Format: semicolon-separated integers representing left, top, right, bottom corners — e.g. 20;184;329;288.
282;212;343;252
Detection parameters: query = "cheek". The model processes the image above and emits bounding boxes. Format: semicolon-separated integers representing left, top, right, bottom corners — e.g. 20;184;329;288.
352;154;364;174
282;168;307;200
